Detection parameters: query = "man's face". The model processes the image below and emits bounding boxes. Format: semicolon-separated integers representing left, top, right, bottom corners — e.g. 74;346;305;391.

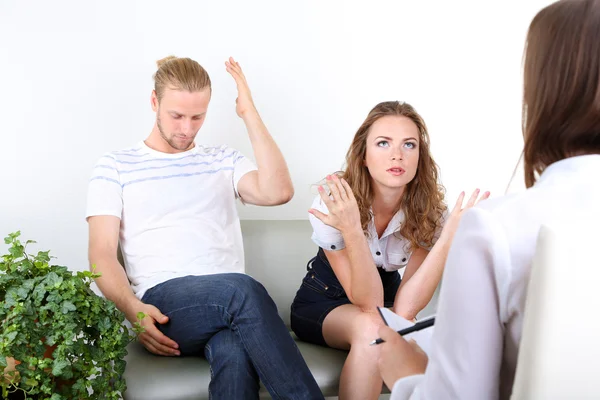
151;87;211;152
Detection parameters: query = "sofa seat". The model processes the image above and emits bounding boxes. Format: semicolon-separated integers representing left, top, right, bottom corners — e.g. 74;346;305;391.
121;220;432;399
124;336;349;399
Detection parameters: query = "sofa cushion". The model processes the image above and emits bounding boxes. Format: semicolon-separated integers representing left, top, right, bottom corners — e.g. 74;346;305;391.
240;220;316;327
124;338;349;399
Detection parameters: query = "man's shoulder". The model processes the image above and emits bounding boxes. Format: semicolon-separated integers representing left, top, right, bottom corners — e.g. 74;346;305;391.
88;145;145;187
94;143;142;159
195;144;246;167
92;143;148;169
196;144;239;157
106;143;147;159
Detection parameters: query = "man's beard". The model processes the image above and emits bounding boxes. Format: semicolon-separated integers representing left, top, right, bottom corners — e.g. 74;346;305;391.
157;113;194;151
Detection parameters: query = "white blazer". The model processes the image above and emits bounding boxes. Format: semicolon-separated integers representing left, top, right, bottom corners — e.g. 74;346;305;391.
391;155;600;400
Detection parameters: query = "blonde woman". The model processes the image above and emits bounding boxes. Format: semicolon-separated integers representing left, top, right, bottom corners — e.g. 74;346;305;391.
290;101;488;399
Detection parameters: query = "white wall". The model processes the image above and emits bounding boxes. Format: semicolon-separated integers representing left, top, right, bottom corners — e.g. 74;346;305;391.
0;0;550;272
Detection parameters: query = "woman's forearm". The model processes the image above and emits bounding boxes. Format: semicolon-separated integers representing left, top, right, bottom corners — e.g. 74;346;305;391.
342;227;385;310
393;239;451;319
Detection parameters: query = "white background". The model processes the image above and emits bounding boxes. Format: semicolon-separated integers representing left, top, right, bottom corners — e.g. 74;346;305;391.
0;0;550;271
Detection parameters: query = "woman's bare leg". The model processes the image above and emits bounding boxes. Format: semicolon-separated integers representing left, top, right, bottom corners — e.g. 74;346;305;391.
322;304;385;400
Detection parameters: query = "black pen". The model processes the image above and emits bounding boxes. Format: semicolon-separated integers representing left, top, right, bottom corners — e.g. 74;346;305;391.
369;317;435;346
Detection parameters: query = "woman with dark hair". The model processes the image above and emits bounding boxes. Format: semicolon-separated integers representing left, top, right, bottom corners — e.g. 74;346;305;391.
290;100;488;399
377;0;600;398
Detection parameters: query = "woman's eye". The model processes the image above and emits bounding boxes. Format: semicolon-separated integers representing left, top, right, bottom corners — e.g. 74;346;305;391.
377;140;390;147
405;142;417;149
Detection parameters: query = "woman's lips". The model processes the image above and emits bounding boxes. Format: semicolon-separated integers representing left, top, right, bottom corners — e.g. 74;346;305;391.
386;167;405;176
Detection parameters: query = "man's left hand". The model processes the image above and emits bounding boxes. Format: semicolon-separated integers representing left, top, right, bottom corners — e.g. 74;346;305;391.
377;325;428;390
225;57;257;118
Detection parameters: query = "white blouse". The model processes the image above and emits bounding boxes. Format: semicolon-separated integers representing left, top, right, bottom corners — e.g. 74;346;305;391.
390;155;600;400
309;195;443;272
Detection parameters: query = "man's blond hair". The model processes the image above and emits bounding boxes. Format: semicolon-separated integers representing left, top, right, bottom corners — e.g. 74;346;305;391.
153;56;211;102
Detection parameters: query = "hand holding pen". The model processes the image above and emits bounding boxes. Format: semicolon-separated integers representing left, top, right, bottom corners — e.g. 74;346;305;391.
370;317;435;345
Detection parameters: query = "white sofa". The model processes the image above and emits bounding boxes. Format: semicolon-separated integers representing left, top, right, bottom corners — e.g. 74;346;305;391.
122;220;438;399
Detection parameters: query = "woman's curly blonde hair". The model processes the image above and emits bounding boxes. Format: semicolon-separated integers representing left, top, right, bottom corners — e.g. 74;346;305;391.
341;101;446;251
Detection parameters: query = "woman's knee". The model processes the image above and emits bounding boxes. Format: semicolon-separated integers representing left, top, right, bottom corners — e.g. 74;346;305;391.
350;310;384;344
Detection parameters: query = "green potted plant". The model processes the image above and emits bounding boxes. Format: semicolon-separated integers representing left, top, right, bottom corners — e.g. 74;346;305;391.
0;231;144;399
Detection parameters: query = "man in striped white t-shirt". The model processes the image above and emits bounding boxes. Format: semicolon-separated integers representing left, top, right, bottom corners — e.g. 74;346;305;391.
86;56;323;400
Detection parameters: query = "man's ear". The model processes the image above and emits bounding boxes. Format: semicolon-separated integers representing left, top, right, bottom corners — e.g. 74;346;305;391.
151;90;159;112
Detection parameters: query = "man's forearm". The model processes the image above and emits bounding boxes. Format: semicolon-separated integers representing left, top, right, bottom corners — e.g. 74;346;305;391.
90;255;142;322
242;110;293;202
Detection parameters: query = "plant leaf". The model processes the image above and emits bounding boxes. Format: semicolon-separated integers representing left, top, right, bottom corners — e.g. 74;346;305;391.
52;358;70;376
61;301;77;314
16;287;29;299
9;246;24;258
45;271;63;288
114;359;126;375
5;331;18;342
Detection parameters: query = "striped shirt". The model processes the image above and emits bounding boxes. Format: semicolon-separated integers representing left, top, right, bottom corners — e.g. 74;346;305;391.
85;141;257;299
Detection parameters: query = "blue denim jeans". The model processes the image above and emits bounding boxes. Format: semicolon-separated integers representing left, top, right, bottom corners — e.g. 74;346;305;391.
141;273;324;400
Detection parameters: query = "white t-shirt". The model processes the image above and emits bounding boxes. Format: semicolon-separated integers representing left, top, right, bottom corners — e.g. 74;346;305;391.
309;195;445;272
390;155;600;400
85;141;257;300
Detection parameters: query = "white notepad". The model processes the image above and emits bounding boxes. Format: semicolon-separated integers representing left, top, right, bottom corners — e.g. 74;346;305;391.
377;307;435;355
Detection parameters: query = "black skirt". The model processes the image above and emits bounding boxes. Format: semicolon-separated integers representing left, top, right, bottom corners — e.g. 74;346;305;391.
290;247;401;346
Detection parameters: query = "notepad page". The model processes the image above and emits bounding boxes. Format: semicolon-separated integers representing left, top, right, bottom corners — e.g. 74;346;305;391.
378;307;435;355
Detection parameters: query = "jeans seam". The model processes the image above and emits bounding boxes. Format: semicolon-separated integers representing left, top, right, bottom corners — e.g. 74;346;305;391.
161;303;234;318
228;285;284;400
232;321;282;400
301;279;345;299
291;300;349;326
317;303;345;326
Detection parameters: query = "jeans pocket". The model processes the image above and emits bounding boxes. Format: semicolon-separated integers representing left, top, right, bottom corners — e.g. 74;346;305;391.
301;270;345;299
